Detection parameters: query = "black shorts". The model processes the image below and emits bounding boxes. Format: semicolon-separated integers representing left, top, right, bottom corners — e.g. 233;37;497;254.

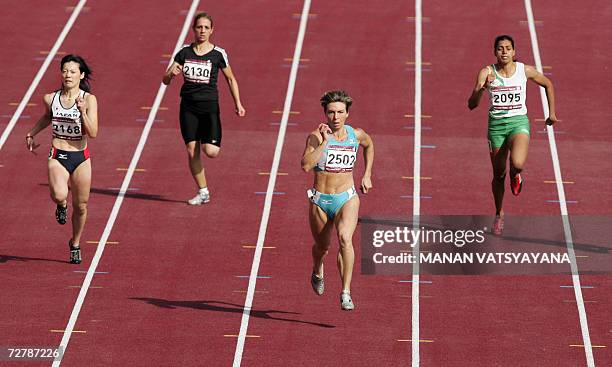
49;146;90;174
179;99;222;146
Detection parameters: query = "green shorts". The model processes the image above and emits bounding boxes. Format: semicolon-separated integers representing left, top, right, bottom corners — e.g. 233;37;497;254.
488;115;530;151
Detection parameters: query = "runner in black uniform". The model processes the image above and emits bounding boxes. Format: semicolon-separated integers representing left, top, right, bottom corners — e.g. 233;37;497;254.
26;54;99;264
163;12;246;205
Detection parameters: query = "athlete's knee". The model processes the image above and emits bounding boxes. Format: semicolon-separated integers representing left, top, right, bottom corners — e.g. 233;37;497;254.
49;191;68;204
73;202;88;216
338;232;354;249
186;143;199;159
203;146;220;158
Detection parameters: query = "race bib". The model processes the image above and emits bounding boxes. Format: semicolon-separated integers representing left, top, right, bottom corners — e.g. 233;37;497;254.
183;59;212;84
52;117;82;140
490;85;522;111
325;146;357;172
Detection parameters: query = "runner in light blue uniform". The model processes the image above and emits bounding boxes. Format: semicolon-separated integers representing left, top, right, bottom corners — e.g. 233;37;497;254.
308;125;360;219
301;90;374;311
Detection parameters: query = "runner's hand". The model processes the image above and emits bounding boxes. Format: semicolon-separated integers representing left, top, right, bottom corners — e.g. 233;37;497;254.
171;64;183;76
236;104;246;117
361;175;372;194
76;96;87;113
545;114;558;126
483;66;495;89
318;123;332;142
26;135;39;153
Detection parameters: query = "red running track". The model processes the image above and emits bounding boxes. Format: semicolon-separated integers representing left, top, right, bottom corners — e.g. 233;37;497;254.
1;1;610;366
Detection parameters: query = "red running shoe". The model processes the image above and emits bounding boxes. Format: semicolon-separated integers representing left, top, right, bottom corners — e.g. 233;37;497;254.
492;216;504;235
511;173;523;196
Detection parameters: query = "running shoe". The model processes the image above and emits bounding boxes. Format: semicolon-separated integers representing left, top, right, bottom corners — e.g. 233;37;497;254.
340;290;354;311
188;191;210;205
511;173;523;196
310;272;324;296
492;216;504;236
55;204;67;225
69;240;81;264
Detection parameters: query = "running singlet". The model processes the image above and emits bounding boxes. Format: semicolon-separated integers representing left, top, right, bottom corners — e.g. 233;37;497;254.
488;62;528;119
174;45;229;101
314;125;360;173
50;90;86;141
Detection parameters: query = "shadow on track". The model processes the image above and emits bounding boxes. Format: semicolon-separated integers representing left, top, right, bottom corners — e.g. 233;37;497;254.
130;297;335;328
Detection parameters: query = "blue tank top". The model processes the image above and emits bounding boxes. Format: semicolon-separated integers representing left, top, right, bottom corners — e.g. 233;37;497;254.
314;125;360;173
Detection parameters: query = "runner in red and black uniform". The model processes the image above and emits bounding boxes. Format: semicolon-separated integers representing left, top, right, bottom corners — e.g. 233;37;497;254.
26;54;99;264
163;12;246;205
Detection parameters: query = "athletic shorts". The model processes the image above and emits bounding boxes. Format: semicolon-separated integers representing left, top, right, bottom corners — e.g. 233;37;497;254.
179;99;222;146
487;115;530;151
307;186;357;220
49;146;90;174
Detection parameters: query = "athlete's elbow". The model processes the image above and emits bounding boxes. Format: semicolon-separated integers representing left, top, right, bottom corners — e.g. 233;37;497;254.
88;130;98;139
301;160;312;172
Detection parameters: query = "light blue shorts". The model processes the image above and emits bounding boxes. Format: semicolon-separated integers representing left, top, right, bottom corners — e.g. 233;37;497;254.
307;186;357;220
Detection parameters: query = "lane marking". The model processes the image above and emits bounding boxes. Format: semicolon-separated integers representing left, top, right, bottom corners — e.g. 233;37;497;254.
560;285;594;289
570;345;606;348
242;245;276;249
233;290;269;294
235;275;272;279
254;191;285;195
544;180;574;184
85;241;119;245
0;0;87;152
116;168;146;172
51;2;201;365
141;106;168;110
233;3;311;366
50;330;85;334
525;4;594;364
412;2;424;365
564;300;597;303
226;335;260;338
8;102;37;106
258;172;288;176
398;339;433;343
67;286;103;289
284;58;310;62
405;114;431;118
402;176;432;180
272;110;300;114
406;61;431;65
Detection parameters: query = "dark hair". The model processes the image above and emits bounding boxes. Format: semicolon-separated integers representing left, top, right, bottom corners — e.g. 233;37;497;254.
494;35;515;50
320;90;353;112
60;54;92;92
193;12;213;28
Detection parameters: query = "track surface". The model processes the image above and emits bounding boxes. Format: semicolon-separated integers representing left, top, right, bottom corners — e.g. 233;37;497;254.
1;1;610;366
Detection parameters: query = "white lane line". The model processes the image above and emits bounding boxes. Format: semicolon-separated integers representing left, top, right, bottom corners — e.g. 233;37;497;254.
412;0;423;366
0;0;88;152
50;1;200;365
524;1;595;366
232;1;311;366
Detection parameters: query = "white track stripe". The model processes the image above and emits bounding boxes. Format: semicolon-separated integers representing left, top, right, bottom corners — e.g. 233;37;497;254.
0;0;88;152
231;1;311;366
524;1;595;366
50;1;200;365
411;0;423;366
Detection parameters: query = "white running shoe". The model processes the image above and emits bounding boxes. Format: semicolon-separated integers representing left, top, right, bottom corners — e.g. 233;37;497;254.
188;190;210;205
311;272;324;296
340;290;354;311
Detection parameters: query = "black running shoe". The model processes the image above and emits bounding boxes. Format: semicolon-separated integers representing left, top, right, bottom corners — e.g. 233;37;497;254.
69;240;81;264
55;204;67;225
